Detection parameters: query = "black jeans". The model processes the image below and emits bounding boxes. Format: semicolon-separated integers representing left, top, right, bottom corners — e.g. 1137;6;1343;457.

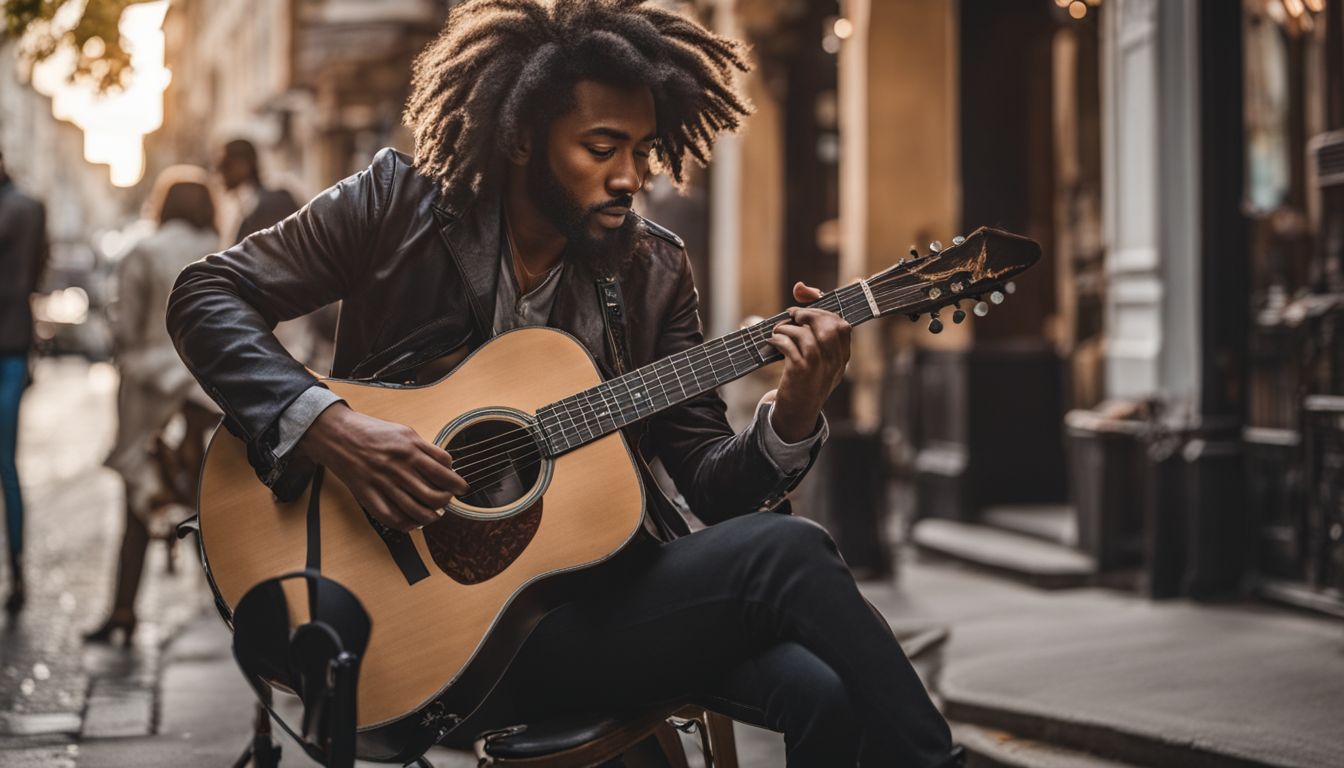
491;511;956;767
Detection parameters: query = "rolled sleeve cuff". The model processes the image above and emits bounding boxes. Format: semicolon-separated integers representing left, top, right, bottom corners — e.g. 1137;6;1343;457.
757;401;829;475
275;385;345;459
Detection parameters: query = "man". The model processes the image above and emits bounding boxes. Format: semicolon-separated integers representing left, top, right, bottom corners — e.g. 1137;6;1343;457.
0;150;49;615
167;1;958;765
215;138;300;246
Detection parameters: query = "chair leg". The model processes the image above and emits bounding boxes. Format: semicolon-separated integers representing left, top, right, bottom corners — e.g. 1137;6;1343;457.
701;712;738;768
650;722;691;768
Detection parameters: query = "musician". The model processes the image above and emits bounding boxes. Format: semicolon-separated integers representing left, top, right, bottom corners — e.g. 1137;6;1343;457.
166;1;959;765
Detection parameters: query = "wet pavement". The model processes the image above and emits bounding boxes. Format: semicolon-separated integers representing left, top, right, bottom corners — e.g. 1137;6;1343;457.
0;358;207;764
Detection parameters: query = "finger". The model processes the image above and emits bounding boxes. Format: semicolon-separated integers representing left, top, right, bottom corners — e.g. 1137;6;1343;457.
788;306;842;327
773;323;819;361
792;281;823;303
362;491;421;533
788;309;850;357
415;437;456;471
411;450;470;495
398;461;459;510
380;480;443;528
766;333;805;366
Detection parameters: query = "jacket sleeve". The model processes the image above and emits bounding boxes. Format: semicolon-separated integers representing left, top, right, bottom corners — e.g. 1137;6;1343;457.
165;148;398;495
646;249;823;524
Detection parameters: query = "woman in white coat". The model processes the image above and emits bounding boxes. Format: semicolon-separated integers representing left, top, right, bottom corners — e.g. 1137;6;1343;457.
86;167;220;645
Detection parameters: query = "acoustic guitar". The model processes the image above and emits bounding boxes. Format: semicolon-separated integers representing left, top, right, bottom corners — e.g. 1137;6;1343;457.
194;226;1040;760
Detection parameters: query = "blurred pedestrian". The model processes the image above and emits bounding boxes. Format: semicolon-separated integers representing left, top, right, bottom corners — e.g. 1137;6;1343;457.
86;166;219;645
216;138;335;373
215;138;299;246
0;150;49;616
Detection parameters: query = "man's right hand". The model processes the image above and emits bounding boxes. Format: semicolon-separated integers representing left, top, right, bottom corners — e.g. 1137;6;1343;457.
299;402;468;533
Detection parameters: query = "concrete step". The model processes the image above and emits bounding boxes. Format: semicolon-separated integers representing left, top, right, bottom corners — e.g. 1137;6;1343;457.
953;722;1145;768
911;518;1096;589
946;696;1276;768
980;504;1077;547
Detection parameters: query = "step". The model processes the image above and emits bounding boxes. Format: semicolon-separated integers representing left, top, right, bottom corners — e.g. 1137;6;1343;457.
911;518;1096;589
980;504;1077;547
946;695;1276;768
953;722;1145;768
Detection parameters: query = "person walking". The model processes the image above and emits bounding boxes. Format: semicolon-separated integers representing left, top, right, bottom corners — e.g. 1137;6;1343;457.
85;166;219;644
0;150;49;616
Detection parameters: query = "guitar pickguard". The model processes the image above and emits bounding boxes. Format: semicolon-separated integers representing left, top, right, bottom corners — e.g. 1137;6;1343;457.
420;500;543;584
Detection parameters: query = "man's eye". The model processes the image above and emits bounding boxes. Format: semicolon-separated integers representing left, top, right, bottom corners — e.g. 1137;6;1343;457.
587;146;615;159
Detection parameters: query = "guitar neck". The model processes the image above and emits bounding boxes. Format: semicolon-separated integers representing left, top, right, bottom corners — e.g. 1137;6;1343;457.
536;281;883;456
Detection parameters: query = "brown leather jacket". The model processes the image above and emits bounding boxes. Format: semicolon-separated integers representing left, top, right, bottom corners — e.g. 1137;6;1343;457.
166;148;818;536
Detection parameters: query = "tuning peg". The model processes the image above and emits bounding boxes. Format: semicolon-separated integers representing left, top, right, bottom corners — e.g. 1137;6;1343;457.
928;312;944;334
907;313;920;322
909;246;919;260
952;303;966;324
990;290;1005;305
1005;281;1016;294
952;235;966;246
973;301;989;317
929;240;944;253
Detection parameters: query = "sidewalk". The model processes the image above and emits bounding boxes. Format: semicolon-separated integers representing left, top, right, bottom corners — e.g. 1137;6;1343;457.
864;556;1344;768
0;359;207;767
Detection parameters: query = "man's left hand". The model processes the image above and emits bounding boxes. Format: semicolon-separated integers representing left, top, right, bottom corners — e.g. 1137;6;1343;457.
766;281;851;443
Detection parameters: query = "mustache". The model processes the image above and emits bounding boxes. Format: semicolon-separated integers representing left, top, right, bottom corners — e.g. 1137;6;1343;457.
588;195;634;214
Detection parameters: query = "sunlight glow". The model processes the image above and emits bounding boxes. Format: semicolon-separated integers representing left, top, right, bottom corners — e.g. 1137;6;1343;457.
29;1;171;187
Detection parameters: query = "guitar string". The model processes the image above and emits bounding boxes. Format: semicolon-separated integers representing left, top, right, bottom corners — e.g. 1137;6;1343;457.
446;272;936;468
446;271;951;486
447;281;876;474
448;277;956;487
453;280;976;492
446;275;949;481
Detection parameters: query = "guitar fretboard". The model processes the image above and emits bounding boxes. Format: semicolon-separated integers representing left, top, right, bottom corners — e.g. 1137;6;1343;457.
535;280;887;456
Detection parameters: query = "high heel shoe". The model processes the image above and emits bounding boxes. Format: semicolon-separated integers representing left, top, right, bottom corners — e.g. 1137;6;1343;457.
3;566;23;615
83;614;138;647
2;585;23;615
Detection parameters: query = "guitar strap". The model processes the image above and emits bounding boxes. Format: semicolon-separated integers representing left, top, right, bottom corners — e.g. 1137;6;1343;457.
596;275;631;375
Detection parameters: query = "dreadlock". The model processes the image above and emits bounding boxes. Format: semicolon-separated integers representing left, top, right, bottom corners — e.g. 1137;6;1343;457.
404;0;752;213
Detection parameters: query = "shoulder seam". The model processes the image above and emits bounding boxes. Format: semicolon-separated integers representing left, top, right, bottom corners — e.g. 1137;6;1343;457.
635;213;685;250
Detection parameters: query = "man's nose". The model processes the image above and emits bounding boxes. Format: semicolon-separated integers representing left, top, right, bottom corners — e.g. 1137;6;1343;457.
607;154;642;196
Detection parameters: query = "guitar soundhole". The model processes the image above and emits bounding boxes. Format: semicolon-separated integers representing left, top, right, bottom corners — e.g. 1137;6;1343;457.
446;418;543;511
423;408;552;585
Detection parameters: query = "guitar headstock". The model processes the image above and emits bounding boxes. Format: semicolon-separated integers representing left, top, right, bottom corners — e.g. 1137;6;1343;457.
863;226;1041;333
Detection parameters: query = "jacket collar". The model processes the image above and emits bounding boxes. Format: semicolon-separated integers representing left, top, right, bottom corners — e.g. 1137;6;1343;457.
432;194;501;339
431;193;616;376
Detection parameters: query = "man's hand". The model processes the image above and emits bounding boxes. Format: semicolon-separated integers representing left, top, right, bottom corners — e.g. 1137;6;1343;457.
766;281;851;443
299;402;469;533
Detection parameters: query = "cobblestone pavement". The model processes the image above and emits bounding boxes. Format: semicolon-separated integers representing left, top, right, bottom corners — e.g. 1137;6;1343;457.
0;358;208;766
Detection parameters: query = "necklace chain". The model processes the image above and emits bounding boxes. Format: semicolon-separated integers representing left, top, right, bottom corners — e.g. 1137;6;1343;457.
505;218;554;283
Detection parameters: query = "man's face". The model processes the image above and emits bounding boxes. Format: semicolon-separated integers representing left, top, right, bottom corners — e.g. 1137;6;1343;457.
529;80;655;246
215;152;250;191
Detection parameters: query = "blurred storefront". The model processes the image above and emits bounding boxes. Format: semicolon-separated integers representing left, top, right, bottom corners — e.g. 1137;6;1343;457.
671;0;1343;614
146;0;449;201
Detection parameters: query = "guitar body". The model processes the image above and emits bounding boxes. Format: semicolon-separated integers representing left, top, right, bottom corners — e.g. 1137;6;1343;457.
196;327;646;760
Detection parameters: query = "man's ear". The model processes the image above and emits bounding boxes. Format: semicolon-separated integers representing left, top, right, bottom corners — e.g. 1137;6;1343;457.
506;131;532;166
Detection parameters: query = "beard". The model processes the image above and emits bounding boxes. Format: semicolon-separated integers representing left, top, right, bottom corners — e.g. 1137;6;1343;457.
525;147;639;276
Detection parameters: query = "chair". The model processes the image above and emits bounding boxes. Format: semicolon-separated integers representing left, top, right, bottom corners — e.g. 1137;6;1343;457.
471;703;739;767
